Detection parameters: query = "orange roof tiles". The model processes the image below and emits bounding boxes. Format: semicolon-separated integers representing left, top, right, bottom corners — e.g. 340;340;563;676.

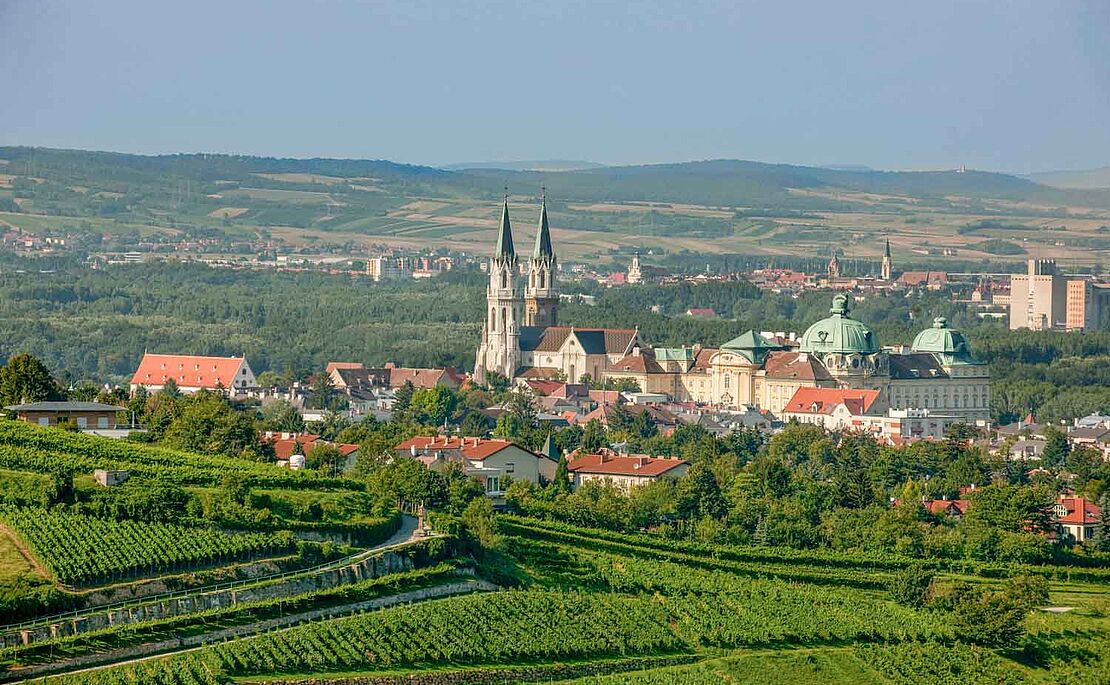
783;387;882;416
1056;496;1101;525
394;435;533;461
131;353;247;390
567;448;687;477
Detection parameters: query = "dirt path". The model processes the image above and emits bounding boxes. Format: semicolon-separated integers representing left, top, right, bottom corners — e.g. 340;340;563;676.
0;523;49;579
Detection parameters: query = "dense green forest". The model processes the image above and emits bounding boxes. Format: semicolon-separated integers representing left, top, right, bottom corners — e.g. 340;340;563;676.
0;258;1107;423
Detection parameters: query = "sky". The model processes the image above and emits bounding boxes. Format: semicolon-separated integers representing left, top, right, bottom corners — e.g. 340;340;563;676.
1;0;1109;173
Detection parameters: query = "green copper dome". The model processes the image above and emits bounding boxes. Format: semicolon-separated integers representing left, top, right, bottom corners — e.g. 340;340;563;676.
721;330;782;364
799;294;880;355
912;317;981;363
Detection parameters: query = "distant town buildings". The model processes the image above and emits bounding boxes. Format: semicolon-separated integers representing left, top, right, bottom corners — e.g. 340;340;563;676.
1009;259;1109;331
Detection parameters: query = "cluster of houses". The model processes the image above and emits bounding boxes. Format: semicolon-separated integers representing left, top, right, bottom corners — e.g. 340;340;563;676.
392;434;689;498
920;486;1101;545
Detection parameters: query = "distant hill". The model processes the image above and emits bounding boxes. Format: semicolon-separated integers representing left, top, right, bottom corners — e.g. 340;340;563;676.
442;160;605;172
1027;167;1110;190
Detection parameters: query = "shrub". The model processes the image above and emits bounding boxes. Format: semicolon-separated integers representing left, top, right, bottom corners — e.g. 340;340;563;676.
886;563;934;608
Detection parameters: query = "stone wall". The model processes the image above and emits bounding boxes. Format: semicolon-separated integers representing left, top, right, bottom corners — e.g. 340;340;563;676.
0;548;421;650
2;580;494;684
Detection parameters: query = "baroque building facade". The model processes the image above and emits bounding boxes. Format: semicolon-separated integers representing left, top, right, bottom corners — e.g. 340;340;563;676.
473;206;989;422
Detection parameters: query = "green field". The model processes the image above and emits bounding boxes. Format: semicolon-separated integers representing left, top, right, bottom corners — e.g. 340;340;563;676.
3;146;1110;265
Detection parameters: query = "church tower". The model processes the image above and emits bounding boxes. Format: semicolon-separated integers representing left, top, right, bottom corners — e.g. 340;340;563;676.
881;239;893;281
827;251;841;279
524;191;558;327
474;194;523;384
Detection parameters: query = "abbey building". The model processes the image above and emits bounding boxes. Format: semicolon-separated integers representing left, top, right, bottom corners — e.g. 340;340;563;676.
473;202;989;424
474;196;641;386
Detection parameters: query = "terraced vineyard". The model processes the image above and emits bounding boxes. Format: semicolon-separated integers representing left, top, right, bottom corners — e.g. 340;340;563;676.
1;509;294;585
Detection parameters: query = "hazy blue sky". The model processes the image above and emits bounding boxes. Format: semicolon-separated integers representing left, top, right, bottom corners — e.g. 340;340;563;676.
2;0;1108;172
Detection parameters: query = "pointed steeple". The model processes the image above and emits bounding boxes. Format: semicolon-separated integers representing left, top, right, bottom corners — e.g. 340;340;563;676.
533;188;554;260
884;239;891;258
541;433;559;461
494;190;515;259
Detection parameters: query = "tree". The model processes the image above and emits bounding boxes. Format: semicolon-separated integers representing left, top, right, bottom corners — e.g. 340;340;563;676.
0;353;62;406
676;462;727;520
308;373;335;410
307;443;345;477
552;454;572;494
67;381;101;402
1041;426;1070;467
261;400;305;433
162;392;260;457
160;377;180;398
393;381;415;414
461;497;502;550
886;563;933;608
409;386;458;426
1095;493;1110;552
581;419;608;452
965;484;1055;535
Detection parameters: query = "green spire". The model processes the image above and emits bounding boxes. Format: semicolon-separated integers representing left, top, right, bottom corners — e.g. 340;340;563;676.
494;191;515;259
884;239;891;258
533;188;554;260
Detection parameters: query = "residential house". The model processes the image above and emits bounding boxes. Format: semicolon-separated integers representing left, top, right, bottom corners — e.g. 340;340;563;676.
4;401;121;430
566;448;689;493
262;432;359;472
780;387;886;431
1054;496;1101;543
395;436;556;495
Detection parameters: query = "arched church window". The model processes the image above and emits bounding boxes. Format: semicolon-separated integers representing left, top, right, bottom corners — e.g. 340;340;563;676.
539;272;545;289
501;271;508;289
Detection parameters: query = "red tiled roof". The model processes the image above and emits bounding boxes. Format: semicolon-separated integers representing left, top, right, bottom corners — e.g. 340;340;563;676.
394;436;531;461
325;361;364;374
692;348;716;371
897;271;948;286
388;367;463;389
1056;497;1101;525
567;449;687;477
268;434;321;459
609;352;665;374
761;351;833;381
517;367;563;380
524;379;565;396
588;390;621;405
923;499;970;516
782;387;882;416
131;353;247;389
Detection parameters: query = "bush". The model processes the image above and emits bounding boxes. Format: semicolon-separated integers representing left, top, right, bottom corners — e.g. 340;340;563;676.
886;563;934;608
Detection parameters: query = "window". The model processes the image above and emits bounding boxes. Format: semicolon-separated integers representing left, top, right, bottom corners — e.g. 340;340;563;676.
486;476;501;494
98;416;109;429
38;417;50;427
77;417;88;428
505;462;515;473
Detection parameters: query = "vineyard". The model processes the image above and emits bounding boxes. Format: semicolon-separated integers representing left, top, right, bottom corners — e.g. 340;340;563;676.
0;422;358;490
1;508;294;585
503;516;1110;585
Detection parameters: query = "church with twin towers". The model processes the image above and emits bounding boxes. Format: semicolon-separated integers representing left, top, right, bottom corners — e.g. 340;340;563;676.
473;193;643;385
